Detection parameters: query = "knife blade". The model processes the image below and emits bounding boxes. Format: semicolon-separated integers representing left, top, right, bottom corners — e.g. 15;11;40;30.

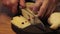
21;8;45;31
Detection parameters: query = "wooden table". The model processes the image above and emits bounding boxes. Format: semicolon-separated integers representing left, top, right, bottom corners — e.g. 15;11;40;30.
0;15;16;34
0;22;16;34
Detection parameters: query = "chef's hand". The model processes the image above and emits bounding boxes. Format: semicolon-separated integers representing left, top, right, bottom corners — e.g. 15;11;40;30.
2;0;18;7
30;0;57;18
1;0;18;15
20;0;26;9
1;0;26;15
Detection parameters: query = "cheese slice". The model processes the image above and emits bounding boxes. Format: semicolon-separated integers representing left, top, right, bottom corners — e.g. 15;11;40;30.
11;16;31;29
22;9;34;24
48;12;60;29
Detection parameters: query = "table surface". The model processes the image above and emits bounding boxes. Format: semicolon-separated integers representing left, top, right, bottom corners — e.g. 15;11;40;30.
0;19;16;34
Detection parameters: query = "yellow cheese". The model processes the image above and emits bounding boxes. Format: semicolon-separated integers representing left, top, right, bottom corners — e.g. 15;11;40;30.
11;16;31;29
48;12;60;29
26;2;34;8
22;9;35;24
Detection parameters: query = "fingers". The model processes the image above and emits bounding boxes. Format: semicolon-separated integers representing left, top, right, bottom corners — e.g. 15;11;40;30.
1;0;18;15
10;0;18;15
29;4;40;14
12;5;17;15
45;4;56;18
20;0;26;9
37;0;49;18
33;0;43;11
45;0;57;18
29;0;43;14
2;0;10;6
10;0;18;4
2;0;18;6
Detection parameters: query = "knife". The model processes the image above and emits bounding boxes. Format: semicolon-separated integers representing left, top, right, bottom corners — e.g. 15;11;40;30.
21;8;46;31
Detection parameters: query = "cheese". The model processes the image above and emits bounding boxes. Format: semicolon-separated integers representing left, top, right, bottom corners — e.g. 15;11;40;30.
22;9;35;24
48;12;60;29
26;2;34;8
11;16;31;29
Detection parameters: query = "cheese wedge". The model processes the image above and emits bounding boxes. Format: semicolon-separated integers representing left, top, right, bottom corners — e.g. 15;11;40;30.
48;12;60;29
11;16;31;29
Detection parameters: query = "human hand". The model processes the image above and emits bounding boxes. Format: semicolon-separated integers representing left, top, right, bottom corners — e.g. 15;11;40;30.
1;0;18;15
30;0;57;18
1;0;26;15
2;0;18;7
